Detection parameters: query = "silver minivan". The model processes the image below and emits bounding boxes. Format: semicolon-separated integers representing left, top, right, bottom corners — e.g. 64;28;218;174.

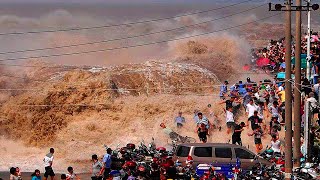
173;143;271;170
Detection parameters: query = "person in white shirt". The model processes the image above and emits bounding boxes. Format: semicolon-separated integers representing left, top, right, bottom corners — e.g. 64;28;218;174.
224;106;235;134
246;99;258;118
313;80;320;96
270;135;281;156
277;83;285;92
43;148;55;180
66;166;80;180
307;92;319;111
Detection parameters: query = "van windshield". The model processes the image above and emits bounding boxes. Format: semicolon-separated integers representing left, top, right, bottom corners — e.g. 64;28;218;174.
176;146;190;157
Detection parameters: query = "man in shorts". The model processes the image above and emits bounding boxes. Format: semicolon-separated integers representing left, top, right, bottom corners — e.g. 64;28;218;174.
197;123;209;143
225;106;235;134
247;111;262;130
232;122;246;146
43;148;55;180
248;126;264;154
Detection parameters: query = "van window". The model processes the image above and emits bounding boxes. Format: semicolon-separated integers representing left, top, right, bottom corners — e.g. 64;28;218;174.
194;147;212;157
176;146;190;157
235;148;255;159
215;148;232;158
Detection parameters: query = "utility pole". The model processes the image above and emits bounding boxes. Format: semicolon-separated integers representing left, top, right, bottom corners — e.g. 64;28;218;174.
293;0;302;168
269;1;293;178
307;0;311;80
284;1;293;178
269;2;319;176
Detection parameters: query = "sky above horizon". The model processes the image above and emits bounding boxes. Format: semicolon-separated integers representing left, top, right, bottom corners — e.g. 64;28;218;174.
0;0;267;3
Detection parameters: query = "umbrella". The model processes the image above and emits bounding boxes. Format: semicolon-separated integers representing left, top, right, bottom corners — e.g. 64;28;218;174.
256;57;270;67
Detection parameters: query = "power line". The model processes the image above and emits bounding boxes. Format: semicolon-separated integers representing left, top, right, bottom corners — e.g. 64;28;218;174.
0;81;291;107
0;63;84;69
0;68;278;81
0;0;254;36
0;69;279;83
1;74;48;82
0;4;266;55
0;13;282;62
0;76;287;91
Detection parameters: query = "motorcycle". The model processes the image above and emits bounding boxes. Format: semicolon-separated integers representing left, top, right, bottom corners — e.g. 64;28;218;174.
293;163;320;179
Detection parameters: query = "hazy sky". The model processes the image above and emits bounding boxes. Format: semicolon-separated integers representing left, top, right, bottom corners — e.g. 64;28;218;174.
3;0;199;1
0;0;256;3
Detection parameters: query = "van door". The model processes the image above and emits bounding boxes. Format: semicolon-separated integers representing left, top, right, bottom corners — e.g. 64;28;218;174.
213;147;233;165
192;147;213;166
234;148;257;170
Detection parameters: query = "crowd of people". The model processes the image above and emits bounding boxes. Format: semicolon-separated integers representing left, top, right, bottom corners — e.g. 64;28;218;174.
8;148;113;180
218;76;286;154
9;148;84;180
252;31;320;77
4;31;320;180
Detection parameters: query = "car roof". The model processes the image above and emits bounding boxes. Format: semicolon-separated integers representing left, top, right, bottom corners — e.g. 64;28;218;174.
178;143;245;148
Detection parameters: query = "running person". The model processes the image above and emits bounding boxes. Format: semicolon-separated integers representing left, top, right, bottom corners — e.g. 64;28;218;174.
269;101;280;122
270;135;281;156
225;106;235;134
269;114;281;137
232;122;246;146
91;154;103;180
246;99;258;119
197;123;209;143
219;80;229;99
43;148;55;180
195;112;211;130
248;126;264;154
247;111;262;130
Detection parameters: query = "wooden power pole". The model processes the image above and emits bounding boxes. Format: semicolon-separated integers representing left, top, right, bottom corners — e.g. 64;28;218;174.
293;0;302;168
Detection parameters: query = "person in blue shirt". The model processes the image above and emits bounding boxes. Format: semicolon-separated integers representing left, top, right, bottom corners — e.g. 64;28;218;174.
219;80;228;99
31;169;41;180
238;81;247;96
102;148;112;180
280;62;286;70
242;90;253;110
174;111;185;128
